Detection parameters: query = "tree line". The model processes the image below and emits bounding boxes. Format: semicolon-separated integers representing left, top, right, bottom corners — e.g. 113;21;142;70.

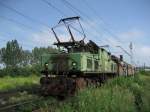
0;40;57;77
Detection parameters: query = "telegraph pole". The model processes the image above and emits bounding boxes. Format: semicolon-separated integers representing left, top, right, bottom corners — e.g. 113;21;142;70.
144;63;146;71
129;42;133;65
129;42;135;75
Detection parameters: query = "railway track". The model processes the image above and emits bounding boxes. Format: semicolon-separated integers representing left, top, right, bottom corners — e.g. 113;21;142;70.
0;97;44;112
0;85;41;112
0;85;40;99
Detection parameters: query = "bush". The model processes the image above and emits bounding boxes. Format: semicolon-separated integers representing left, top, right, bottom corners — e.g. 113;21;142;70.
71;85;136;112
30;64;41;76
0;75;39;91
139;70;150;76
0;64;41;77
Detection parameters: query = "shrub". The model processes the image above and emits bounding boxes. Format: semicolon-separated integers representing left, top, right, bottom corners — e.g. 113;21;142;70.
0;64;41;77
30;64;41;76
73;85;136;112
0;75;39;91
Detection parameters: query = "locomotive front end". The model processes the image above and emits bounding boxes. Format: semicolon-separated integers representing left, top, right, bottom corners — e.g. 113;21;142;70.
40;53;81;97
41;53;81;76
50;54;69;75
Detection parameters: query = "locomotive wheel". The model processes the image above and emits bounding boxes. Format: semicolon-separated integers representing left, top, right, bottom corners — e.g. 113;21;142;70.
67;81;76;96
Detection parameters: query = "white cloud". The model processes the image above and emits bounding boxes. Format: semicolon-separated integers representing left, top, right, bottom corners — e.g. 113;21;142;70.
119;29;144;41
134;45;150;66
28;26;84;47
29;28;56;47
140;46;150;55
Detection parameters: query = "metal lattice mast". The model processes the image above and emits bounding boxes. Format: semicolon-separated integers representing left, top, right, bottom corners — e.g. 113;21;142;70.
129;42;133;65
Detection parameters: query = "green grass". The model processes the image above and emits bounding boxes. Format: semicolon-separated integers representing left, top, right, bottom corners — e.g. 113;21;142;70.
73;86;135;112
139;74;150;112
0;75;40;91
37;71;150;112
0;71;149;112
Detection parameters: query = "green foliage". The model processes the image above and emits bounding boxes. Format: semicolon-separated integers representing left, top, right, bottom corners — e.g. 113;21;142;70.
0;40;23;67
73;86;135;112
138;73;150;112
0;40;58;67
0;65;42;77
0;40;59;77
30;64;41;76
0;39;58;77
32;46;58;64
0;75;39;91
22;50;32;66
139;70;150;76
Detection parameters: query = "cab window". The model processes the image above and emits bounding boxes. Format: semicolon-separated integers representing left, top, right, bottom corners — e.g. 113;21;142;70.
87;59;92;69
94;60;99;70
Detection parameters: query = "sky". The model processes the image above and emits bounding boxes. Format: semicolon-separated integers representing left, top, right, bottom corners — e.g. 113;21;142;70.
0;0;150;66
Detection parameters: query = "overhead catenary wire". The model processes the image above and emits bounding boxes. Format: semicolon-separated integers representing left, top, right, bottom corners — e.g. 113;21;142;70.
60;0;112;43
1;0;121;50
83;0;123;44
42;0;104;43
0;1;54;49
0;0;124;47
60;0;116;46
0;31;53;49
0;16;46;33
0;1;50;29
0;0;138;66
62;0;121;44
0;16;51;48
0;0;99;49
0;0;118;50
40;0;111;46
41;0;67;17
41;0;90;41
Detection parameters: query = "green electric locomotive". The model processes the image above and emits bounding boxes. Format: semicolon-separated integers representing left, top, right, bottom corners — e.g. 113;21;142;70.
40;17;134;96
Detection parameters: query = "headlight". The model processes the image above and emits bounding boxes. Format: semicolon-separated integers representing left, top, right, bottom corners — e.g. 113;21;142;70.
45;63;48;67
72;62;77;66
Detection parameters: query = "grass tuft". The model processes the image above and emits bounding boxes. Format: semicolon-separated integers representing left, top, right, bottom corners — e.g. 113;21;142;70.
0;75;40;91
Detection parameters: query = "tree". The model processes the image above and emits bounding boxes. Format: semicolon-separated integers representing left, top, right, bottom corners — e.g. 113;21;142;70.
1;40;23;67
22;50;32;66
31;46;58;64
